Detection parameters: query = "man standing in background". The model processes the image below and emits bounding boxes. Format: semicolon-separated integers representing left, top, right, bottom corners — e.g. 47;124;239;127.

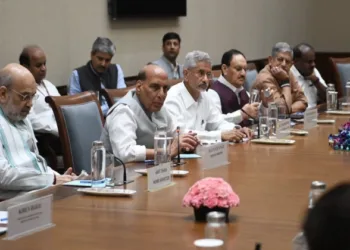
153;32;184;86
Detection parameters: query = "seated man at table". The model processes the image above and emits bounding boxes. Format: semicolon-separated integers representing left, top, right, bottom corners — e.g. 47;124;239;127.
101;64;198;163
208;49;259;127
0;64;76;199
251;42;308;114
164;50;252;144
19;45;61;136
152;32;184;86
291;43;327;108
68;37;127;116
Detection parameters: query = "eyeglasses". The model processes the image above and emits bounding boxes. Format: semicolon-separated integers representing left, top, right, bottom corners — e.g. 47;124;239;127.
11;89;39;102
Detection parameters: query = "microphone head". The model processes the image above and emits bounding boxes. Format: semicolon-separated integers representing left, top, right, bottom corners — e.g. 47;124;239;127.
176;126;180;133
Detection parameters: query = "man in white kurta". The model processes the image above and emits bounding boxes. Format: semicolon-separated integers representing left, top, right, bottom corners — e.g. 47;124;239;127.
0;64;75;200
291;43;327;108
164;51;252;144
19;45;60;136
101;64;199;163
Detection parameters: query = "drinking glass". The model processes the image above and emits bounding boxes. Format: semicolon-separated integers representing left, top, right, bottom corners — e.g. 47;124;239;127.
249;89;259;103
259;116;270;139
277;104;287;120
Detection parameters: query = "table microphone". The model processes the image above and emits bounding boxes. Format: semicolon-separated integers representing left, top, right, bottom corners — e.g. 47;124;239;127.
114;156;133;186
173;126;185;166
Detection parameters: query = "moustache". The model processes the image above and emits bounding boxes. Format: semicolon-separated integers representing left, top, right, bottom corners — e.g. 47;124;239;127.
198;82;208;88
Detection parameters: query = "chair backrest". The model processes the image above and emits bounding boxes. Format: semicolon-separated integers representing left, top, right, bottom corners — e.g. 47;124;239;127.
45;91;104;174
212;69;221;81
329;57;350;97
244;62;258;92
100;86;135;108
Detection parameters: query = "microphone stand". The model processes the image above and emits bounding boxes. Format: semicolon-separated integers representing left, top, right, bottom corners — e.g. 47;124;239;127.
173;126;185;166
113;156;134;186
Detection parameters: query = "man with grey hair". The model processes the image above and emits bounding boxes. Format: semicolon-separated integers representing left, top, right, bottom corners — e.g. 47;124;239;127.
252;42;307;114
0;63;76;199
164;50;252;144
68;37;127;116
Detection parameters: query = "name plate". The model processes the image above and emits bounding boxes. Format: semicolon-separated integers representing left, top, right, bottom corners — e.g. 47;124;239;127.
147;162;172;191
6;194;54;240
200;141;229;170
304;107;317;130
276;118;291;139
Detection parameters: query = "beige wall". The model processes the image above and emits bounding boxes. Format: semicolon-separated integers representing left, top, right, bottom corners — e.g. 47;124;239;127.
0;0;330;87
308;0;350;52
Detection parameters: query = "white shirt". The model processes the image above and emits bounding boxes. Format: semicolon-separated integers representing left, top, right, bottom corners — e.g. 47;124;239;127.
208;75;250;124
164;82;236;144
0;117;56;200
28;79;60;136
103;105;176;163
290;65;327;108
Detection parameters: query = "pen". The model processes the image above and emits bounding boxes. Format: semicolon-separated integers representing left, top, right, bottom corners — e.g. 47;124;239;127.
0;218;7;222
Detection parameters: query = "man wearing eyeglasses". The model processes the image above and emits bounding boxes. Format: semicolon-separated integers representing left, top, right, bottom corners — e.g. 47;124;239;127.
251;42;307;114
19;45;61;137
164;50;252;144
0;64;76;200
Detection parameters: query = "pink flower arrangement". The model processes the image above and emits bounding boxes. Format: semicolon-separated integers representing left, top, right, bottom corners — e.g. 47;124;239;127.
182;177;240;209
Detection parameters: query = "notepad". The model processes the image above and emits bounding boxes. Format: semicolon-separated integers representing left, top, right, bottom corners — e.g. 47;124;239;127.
179;154;201;159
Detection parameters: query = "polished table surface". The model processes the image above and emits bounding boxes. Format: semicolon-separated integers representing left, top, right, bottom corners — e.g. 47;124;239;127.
0;114;349;250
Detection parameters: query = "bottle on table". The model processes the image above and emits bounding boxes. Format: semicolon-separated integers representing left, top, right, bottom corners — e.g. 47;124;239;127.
308;181;327;209
292;181;327;250
91;140;106;188
346;81;350;103
326;83;336;110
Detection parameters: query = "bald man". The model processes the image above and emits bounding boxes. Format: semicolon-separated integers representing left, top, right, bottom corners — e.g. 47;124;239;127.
19;45;61;136
101;64;198;163
0;64;75;200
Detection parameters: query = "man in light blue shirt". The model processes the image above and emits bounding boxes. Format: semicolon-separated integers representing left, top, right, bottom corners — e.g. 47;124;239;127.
68;37;126;116
153;32;184;86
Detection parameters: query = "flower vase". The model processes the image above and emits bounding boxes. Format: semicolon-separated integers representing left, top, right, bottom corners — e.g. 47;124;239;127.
193;206;230;222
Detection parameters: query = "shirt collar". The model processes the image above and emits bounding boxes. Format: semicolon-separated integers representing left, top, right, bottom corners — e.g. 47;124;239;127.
290;65;304;80
218;75;244;94
179;82;202;109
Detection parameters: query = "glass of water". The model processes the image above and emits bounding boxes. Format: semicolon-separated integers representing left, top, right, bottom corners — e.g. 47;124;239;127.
154;128;172;165
105;152;116;186
277;103;287;120
250;89;259;103
259;116;270;139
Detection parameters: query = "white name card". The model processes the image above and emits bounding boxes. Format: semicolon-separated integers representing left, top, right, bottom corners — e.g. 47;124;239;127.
304;107;317;130
276;118;291;139
6;194;54;240
147;162;172;191
199;141;229;170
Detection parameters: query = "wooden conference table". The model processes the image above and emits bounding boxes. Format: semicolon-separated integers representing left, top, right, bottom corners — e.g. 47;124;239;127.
0;114;349;250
